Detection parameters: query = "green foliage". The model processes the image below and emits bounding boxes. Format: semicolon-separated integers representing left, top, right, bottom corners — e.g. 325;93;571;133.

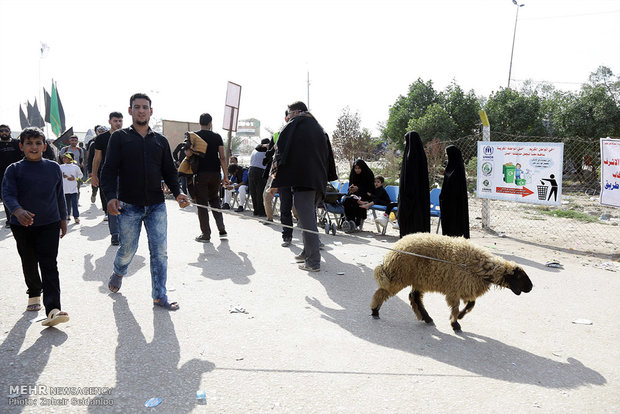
382;79;439;150
555;84;620;138
382;79;481;149
407;103;457;144
440;82;481;137
485;88;547;136
534;207;599;223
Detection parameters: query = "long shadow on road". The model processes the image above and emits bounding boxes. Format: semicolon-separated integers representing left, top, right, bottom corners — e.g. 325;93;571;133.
188;241;254;285
89;295;214;413
0;315;68;414
304;249;606;389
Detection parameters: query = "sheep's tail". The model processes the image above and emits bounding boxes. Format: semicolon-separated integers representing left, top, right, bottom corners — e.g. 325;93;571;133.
373;263;392;289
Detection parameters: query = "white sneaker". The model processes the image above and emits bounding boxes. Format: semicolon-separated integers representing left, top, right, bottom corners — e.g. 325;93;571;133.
375;214;388;227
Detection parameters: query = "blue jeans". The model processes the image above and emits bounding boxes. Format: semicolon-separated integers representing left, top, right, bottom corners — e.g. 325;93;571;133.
65;193;79;218
113;202;168;300
108;211;119;237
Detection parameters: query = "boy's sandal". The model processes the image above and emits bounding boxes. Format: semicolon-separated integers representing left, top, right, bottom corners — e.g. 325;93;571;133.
153;295;179;311
26;296;42;312
108;273;123;293
41;308;70;327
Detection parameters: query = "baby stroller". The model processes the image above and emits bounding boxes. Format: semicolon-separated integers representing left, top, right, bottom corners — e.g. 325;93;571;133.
316;182;359;234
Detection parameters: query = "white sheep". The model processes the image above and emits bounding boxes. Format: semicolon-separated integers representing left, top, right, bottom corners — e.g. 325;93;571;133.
370;233;533;331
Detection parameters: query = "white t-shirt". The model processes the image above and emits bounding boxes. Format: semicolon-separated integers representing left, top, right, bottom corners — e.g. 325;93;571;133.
60;163;83;194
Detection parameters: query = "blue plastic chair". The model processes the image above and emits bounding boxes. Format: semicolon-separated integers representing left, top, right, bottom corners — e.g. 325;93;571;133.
371;185;399;235
430;188;441;233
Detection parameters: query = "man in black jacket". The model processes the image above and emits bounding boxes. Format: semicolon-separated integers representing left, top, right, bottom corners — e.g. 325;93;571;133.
271;102;336;272
0;124;23;226
100;93;190;310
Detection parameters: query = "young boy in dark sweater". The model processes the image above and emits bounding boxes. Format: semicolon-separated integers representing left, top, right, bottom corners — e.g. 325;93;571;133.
1;127;69;327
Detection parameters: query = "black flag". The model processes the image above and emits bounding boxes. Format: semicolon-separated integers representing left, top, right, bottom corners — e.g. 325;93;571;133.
31;99;45;128
52;127;74;150
44;88;51;123
19;105;29;129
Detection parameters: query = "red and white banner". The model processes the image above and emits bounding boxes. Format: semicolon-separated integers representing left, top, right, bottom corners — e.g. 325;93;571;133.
600;138;620;208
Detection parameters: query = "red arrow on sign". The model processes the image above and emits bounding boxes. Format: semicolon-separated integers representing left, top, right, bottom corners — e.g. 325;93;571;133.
495;187;534;197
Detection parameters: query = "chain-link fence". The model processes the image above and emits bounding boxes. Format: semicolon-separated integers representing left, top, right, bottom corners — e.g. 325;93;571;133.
344;133;619;255
427;132;619;256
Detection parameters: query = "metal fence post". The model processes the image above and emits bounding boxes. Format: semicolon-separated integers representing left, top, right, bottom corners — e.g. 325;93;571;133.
479;110;491;229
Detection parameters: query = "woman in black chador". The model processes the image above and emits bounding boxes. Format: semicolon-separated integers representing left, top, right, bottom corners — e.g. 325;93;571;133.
439;145;470;238
397;131;430;237
343;159;375;228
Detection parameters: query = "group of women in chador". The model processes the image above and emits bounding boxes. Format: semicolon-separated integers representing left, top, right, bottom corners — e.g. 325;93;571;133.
344;130;469;239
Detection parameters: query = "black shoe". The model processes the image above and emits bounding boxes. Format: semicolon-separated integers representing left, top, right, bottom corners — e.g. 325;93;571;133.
111;234;120;246
263;219;274;225
5;221;10;228
235;206;244;212
195;235;210;243
221;203;230;210
281;239;292;247
219;231;228;239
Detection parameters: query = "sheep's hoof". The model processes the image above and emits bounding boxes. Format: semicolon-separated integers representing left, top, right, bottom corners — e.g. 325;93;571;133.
371;309;380;319
451;321;462;332
423;317;434;324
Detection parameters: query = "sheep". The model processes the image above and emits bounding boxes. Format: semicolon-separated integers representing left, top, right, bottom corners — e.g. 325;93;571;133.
370;233;532;331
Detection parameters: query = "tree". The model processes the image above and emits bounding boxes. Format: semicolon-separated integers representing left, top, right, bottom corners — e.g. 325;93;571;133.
382;79;481;148
440;82;481;138
332;107;376;167
554;85;620;138
588;65;620;106
382;79;439;150
407;103;457;144
484;88;547;137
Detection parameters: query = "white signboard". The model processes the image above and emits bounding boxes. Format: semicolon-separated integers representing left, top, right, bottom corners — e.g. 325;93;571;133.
600;138;620;208
477;142;564;205
223;81;241;131
225;81;242;108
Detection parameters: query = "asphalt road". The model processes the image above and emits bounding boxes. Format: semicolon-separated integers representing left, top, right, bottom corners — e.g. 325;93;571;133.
0;192;618;413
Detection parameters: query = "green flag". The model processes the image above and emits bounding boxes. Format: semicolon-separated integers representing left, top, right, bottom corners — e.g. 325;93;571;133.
50;82;62;136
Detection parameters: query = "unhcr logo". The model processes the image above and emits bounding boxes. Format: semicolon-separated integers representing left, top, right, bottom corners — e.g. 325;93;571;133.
483;146;494;156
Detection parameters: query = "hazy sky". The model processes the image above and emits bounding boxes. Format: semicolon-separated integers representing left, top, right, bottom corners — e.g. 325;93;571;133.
0;0;618;140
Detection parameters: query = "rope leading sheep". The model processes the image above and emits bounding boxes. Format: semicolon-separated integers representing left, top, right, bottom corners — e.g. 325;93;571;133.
370;233;533;331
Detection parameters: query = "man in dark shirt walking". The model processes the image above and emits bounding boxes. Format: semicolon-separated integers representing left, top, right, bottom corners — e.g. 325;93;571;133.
272;101;336;272
100;93;190;310
191;113;229;243
92;112;123;245
0;124;23;227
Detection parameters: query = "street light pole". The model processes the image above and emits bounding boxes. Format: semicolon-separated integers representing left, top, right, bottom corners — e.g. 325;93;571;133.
507;1;524;89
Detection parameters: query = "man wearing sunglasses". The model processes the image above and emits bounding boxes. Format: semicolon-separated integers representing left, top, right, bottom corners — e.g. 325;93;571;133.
0;125;23;227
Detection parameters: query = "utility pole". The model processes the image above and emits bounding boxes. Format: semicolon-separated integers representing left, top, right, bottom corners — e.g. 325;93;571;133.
307;71;310;110
507;1;525;89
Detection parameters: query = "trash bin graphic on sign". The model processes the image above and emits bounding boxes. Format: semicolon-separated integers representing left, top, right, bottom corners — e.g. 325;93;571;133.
503;163;516;183
537;181;549;200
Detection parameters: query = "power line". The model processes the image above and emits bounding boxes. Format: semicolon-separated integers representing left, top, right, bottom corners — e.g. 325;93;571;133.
511;79;584;86
521;9;620;21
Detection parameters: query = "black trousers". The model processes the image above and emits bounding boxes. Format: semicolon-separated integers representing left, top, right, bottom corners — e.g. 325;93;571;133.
194;171;225;238
248;167;267;216
279;186;294;241
343;197;368;226
11;221;62;315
